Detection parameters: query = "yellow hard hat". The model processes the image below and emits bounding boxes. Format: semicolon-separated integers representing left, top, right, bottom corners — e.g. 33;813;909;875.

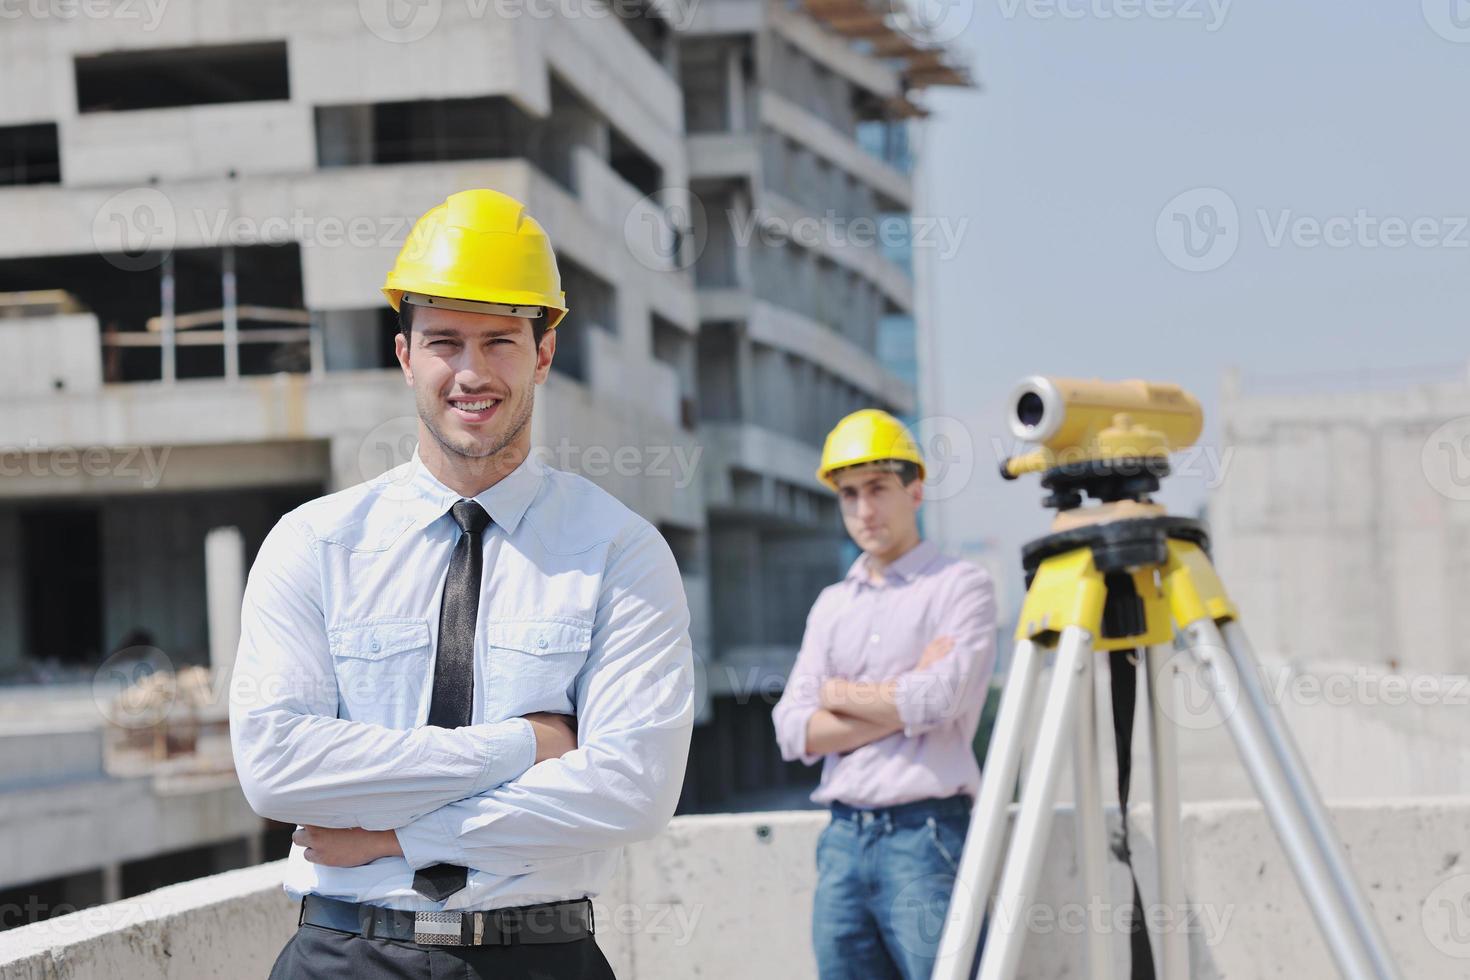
817;409;926;490
382;188;569;329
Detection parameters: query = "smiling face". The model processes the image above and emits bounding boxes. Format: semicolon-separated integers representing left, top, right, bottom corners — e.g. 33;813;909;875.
394;304;555;486
832;463;923;564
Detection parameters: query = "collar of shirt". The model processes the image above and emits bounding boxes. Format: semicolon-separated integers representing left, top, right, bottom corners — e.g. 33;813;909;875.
844;538;940;588
402;447;547;535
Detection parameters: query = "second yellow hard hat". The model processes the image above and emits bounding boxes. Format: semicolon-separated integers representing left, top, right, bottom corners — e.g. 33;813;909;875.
817;409;926;490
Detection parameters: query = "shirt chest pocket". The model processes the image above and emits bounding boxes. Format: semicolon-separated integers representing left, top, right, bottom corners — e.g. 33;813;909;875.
329;619;431;729
479;618;592;717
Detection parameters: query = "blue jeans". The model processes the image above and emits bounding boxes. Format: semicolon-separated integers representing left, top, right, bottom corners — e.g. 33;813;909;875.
813;795;984;980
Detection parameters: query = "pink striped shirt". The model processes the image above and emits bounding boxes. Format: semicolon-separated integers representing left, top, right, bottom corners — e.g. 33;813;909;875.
772;539;997;808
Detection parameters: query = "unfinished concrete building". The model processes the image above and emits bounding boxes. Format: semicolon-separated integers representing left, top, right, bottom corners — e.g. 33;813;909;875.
675;0;968;809
0;0;968;925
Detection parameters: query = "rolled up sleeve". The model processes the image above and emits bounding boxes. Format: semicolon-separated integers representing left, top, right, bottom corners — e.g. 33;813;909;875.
891;564;996;737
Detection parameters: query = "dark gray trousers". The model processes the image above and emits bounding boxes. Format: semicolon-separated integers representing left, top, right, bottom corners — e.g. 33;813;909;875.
268;922;619;979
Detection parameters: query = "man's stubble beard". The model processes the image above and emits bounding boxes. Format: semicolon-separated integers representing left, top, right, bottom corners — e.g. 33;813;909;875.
418;381;536;465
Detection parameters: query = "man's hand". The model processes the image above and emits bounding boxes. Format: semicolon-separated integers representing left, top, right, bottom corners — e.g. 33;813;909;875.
916;636;955;670
293;826;403;867
524;711;577;764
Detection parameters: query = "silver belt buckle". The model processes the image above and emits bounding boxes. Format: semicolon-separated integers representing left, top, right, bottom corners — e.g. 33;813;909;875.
413;911;463;945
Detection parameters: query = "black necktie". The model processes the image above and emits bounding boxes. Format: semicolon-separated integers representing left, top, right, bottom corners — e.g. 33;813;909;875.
412;499;491;902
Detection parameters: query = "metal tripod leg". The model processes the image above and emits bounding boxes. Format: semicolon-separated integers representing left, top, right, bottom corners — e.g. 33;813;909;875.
1177;619;1382;980
1218;621;1402;980
933;639;1046;980
1144;644;1190;979
1072;650;1113;980
977;627;1095;980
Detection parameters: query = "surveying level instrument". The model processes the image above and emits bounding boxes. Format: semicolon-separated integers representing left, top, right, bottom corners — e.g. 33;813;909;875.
932;376;1400;980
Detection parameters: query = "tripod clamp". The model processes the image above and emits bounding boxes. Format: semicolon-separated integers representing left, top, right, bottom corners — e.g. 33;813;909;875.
1021;515;1209;581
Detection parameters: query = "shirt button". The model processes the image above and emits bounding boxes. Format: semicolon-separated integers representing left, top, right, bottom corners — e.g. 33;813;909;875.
870;634;880;644
537;638;548;649
370;639;381;652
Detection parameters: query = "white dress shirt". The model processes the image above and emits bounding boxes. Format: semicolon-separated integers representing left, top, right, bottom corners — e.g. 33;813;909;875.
229;448;695;911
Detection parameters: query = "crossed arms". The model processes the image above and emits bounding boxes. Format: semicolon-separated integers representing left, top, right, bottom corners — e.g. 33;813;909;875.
771;564;996;765
228;515;695;875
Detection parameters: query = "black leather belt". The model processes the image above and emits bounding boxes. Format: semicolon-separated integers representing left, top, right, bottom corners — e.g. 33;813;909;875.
299;894;595;947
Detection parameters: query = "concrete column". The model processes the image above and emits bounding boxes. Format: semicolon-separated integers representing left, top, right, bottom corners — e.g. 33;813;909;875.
730;189;754;290
101;863;122;904
161;250;176;384
733;327;755;424
0;509;22;675
205;526;245;702
222;244;239;381
725;46;746;132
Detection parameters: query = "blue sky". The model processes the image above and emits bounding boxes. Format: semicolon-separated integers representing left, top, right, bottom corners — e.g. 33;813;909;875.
918;0;1470;585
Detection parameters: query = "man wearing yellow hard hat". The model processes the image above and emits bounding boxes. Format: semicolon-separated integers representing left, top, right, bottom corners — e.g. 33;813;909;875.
231;189;694;979
772;409;996;980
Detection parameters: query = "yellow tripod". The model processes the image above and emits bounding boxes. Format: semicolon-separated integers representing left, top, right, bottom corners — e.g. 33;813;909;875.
931;377;1400;980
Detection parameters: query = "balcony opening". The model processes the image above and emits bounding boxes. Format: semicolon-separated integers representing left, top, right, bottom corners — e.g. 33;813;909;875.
0;122;60;186
317;92;587;194
120;839;253;898
696;323;741;422
609;127;663;197
1;486;322;684
855;113;913;176
20;504;103;667
652;314;697;430
617;0;677;73
0;870;104;932
679;39;752;134
320;306;401;372
657;523;701;573
0;243;307;384
553;259;618;383
75;41;290;113
317;96;531;166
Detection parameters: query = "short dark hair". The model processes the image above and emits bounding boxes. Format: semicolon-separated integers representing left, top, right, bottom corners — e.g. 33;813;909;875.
399;301;549;349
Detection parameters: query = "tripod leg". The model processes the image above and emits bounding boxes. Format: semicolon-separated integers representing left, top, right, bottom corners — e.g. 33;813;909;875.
1144;644;1190;979
1072;650;1114;980
1178;619;1382;980
1218;621;1402;980
977;626;1094;980
933;639;1047;980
